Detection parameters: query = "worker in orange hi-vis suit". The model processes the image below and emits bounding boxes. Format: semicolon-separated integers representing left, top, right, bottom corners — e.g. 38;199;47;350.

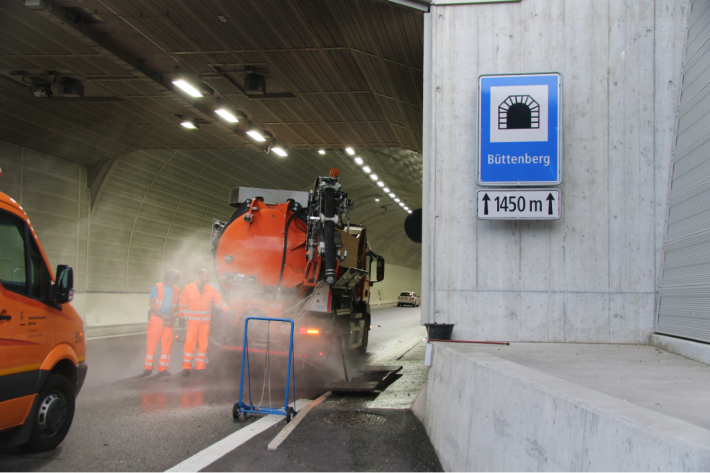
179;269;233;376
142;269;181;377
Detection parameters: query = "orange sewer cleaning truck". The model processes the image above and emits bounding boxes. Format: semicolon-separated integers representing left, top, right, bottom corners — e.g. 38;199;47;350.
0;187;86;452
208;169;385;361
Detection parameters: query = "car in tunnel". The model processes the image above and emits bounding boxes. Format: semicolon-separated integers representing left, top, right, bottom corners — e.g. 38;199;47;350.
0;190;87;452
397;291;420;307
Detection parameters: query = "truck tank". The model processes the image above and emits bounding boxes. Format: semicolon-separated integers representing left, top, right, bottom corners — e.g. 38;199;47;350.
208;170;385;362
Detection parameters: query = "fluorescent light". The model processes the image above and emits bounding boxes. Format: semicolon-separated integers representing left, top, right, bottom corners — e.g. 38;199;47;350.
375;198;380;202
318;149;326;155
408;210;412;214
181;120;197;129
377;181;384;187
383;187;390;192
404;207;409;210
345;147;355;155
172;79;203;97
399;202;405;207
395;198;401;203
272;146;288;157
370;174;378;180
389;193;395;198
363;166;372;173
247;130;266;142
215;108;238;122
354;157;364;165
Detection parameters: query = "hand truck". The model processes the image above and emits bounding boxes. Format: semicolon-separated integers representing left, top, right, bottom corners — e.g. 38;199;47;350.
232;316;297;422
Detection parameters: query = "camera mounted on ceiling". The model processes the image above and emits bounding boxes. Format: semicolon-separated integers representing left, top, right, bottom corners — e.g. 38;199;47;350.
244;66;266;95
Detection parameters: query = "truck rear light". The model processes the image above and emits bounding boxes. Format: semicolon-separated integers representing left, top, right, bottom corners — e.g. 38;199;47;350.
299;328;320;335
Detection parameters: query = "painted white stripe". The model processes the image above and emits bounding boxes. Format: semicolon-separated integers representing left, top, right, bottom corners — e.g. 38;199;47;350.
165;399;310;472
165;416;278;472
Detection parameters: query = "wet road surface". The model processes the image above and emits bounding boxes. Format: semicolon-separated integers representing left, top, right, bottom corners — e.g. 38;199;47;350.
0;306;439;472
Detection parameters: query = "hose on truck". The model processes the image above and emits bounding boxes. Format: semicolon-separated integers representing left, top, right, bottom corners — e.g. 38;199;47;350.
323;187;337;285
277;201;305;288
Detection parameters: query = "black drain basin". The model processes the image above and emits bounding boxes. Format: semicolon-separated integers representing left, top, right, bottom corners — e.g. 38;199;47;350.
323;411;387;427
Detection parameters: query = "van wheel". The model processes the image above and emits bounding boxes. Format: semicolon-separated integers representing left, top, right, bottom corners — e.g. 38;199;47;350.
21;374;75;453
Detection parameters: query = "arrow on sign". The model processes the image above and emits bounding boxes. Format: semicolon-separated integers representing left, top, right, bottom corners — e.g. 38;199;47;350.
482;193;490;215
546;193;555;215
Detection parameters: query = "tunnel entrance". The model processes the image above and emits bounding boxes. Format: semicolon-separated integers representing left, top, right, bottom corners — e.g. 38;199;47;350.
498;95;540;129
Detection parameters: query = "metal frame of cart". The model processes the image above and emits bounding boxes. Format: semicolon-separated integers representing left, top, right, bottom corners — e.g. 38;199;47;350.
233;316;297;422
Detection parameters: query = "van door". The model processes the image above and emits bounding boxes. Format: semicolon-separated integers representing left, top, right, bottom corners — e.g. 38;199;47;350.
0;210;30;370
21;233;53;361
0;210;34;429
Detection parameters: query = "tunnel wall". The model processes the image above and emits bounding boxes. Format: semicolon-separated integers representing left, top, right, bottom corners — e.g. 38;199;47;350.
73;263;421;328
0;141;90;294
0;141;419;327
370;264;422;307
423;0;690;343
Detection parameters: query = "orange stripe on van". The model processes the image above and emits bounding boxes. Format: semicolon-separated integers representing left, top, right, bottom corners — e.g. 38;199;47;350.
0;363;41;377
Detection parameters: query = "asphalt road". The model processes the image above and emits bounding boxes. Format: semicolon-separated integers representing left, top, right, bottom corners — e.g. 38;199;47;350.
0;305;438;472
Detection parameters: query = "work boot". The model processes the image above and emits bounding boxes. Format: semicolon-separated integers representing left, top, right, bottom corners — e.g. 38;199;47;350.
157;370;171;377
140;369;152;377
181;369;190;377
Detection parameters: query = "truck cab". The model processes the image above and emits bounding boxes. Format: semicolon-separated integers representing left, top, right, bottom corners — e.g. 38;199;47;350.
0;190;87;452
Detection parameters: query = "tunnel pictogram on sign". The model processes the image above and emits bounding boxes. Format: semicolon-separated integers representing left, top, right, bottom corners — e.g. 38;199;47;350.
499;95;539;129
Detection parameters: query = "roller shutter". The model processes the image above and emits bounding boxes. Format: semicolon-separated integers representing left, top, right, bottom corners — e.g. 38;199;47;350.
657;0;710;341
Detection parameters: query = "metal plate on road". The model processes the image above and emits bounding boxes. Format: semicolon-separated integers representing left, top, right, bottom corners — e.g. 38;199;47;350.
477;189;561;220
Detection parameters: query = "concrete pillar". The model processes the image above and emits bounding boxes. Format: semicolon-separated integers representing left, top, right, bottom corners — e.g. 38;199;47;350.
424;0;690;343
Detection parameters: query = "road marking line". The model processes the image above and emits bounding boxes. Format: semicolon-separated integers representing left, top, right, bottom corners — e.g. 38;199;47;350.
268;391;332;451
166;399;310;472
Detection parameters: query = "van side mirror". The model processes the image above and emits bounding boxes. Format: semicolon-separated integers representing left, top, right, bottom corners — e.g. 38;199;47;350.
376;257;385;282
54;265;74;303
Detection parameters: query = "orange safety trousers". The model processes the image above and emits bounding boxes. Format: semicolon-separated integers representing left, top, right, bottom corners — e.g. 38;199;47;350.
182;320;210;370
144;315;174;372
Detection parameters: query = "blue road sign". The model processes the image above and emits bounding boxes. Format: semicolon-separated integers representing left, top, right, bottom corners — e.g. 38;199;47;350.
478;73;562;186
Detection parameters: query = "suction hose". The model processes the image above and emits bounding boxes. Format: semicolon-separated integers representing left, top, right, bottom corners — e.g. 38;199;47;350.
323;187;337;285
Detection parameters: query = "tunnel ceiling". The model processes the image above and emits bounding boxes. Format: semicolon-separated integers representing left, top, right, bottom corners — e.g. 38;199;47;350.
0;0;424;269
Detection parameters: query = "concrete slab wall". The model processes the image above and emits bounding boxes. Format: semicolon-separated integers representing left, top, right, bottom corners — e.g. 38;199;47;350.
424;0;690;343
421;343;710;471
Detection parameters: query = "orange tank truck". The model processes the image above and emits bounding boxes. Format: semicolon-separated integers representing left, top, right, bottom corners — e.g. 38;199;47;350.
0;187;86;452
208;169;385;361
